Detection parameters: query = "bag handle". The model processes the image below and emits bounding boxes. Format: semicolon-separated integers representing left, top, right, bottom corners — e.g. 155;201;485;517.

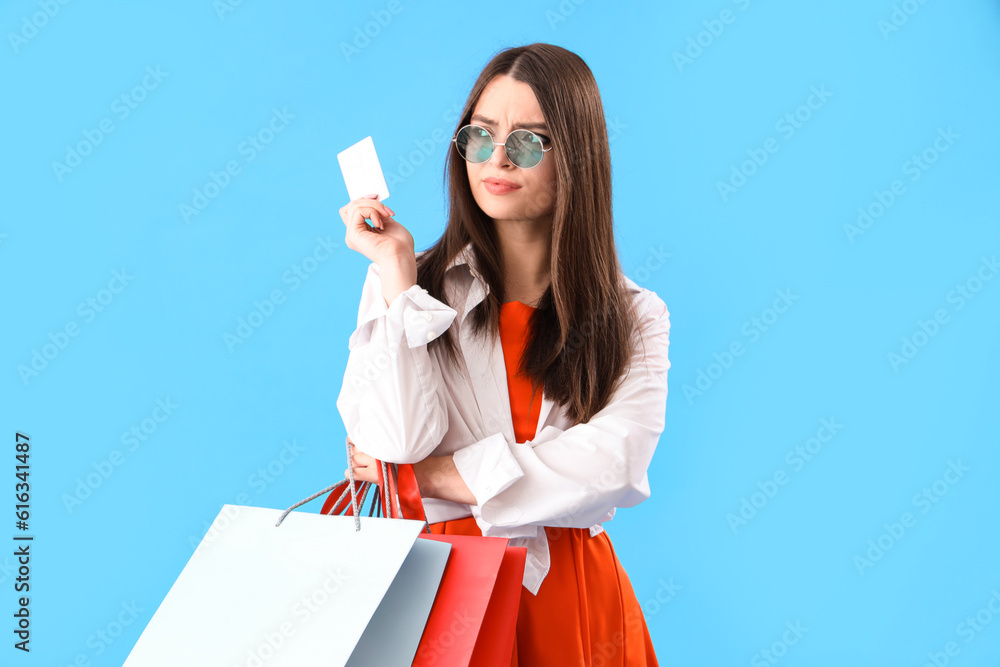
275;436;429;532
395;461;427;523
366;446;429;526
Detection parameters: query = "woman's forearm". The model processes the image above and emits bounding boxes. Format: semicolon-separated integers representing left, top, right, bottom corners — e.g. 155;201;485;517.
414;454;477;506
379;253;418;307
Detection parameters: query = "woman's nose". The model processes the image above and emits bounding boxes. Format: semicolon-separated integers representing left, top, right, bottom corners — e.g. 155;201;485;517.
487;139;513;168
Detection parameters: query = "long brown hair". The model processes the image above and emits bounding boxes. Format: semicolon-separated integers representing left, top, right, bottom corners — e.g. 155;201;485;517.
416;42;642;426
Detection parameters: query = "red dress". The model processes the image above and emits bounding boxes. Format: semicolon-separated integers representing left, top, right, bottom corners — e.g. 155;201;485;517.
428;300;659;666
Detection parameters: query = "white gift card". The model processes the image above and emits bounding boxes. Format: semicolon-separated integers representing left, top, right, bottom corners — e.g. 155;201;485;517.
338;135;390;202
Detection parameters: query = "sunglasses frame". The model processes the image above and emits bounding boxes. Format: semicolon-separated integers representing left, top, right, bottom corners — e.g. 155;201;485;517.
451;123;553;169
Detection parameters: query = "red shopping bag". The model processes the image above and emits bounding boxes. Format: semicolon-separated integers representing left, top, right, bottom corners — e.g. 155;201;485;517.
319;445;527;667
416;533;526;667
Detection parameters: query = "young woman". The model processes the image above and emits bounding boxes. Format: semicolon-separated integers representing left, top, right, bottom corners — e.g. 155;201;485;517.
337;42;669;666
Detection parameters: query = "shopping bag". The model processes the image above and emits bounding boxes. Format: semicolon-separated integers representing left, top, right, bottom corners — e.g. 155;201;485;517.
415;533;526;667
322;439;528;667
468;540;527;666
347;529;452;666
122;501;450;666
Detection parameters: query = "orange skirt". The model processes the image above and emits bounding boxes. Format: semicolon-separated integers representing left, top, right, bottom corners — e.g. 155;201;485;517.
427;516;659;666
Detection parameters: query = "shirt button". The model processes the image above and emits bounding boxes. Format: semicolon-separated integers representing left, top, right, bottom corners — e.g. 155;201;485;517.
424;312;433;321
426;330;436;340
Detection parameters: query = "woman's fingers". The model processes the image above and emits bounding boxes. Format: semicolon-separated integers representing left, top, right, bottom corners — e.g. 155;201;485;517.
339;194;414;266
359;194;386;230
345;441;382;484
343;195;393;230
352;447;375;468
346;460;375;482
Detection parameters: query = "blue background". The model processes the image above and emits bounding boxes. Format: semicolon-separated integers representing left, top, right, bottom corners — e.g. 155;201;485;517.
3;0;999;665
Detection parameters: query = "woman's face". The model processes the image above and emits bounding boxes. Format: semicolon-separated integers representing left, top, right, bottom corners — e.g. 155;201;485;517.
465;75;557;226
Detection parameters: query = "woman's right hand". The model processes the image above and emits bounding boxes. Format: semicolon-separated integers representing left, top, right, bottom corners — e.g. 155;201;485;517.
339;193;415;266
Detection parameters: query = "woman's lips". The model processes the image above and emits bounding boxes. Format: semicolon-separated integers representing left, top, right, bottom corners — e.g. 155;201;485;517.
483;178;521;195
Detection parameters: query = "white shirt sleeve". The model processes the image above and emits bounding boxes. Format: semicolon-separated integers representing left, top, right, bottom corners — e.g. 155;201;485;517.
452;292;670;536
335;261;459;464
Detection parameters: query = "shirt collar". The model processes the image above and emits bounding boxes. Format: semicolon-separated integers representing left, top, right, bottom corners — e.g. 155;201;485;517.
435;240;642;296
443;242;483;282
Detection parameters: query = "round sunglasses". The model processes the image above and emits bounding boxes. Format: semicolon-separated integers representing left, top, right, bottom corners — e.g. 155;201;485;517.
451;124;553;169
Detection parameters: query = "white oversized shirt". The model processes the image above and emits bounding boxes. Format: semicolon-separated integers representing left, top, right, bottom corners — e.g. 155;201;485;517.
336;242;671;595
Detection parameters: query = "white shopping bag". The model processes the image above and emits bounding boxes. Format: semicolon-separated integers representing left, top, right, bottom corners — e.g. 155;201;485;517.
123;503;451;666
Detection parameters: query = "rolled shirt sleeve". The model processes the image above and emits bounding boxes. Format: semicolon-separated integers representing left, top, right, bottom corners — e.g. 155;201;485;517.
452;293;670;537
336;261;458;464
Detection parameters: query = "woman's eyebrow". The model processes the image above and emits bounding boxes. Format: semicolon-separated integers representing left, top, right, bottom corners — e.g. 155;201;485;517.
471;114;549;132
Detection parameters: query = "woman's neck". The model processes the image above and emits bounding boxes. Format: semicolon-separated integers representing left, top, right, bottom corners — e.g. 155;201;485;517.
496;224;551;307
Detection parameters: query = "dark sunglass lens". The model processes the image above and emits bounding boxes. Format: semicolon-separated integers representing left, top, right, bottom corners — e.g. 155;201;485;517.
456;126;494;163
506;130;544;168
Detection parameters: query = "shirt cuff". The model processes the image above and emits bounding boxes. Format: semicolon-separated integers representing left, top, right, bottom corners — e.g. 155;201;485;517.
452;432;525;525
350;283;457;350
